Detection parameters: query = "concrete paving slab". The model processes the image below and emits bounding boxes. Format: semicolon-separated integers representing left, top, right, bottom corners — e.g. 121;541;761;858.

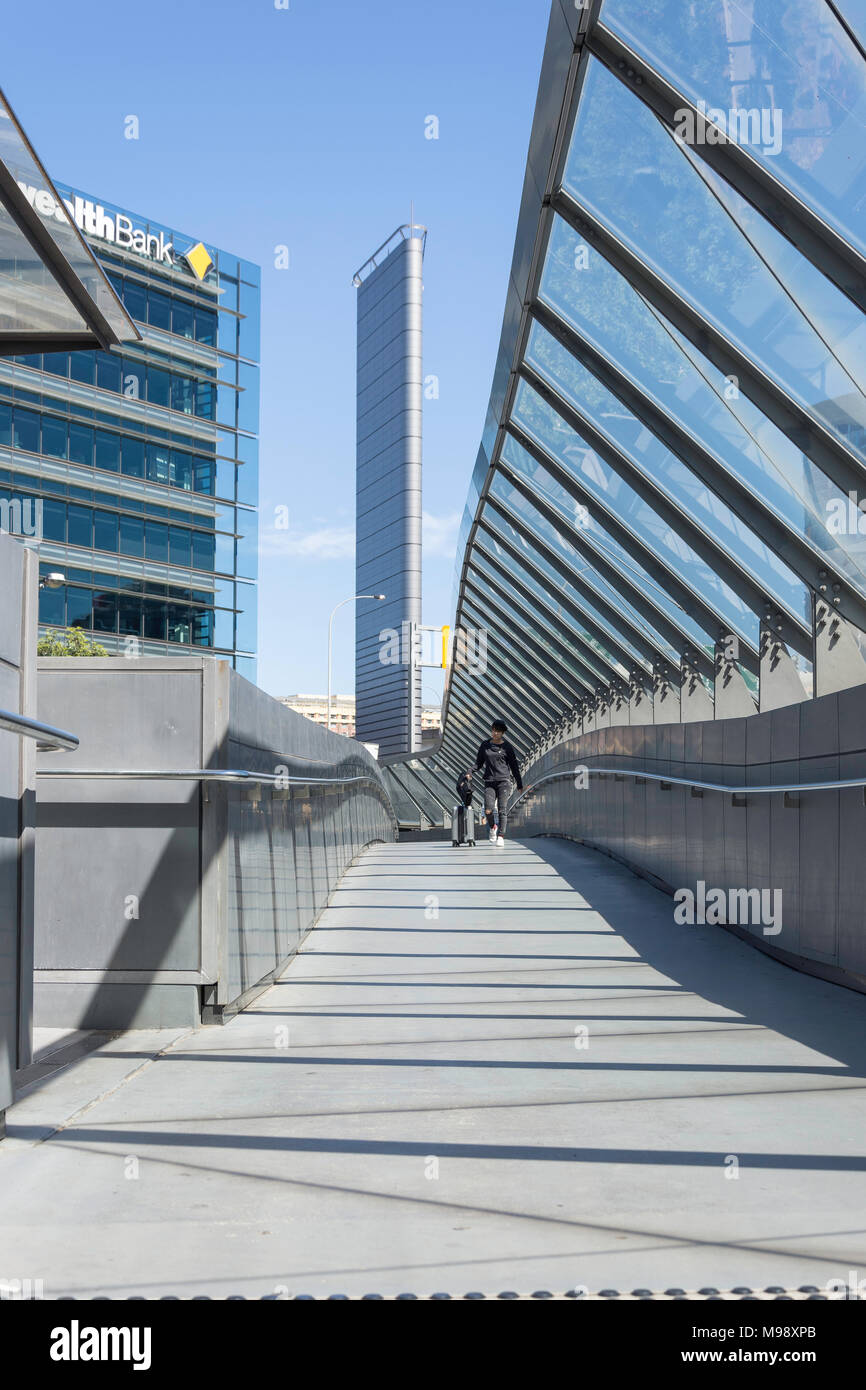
1;837;865;1298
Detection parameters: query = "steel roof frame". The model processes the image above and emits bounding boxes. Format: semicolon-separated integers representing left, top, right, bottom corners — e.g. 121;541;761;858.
586;18;866;314
528;298;866;635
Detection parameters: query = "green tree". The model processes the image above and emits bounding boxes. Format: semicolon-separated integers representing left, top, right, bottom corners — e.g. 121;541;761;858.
37;627;110;657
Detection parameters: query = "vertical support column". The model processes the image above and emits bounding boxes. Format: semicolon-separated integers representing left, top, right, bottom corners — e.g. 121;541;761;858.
714;637;757;719
609;680;630;727
200;658;231;1021
813;595;866;698
628;670;653;725
653;663;680;724
16;548;37;1072
680;651;714;722
758;616;809;712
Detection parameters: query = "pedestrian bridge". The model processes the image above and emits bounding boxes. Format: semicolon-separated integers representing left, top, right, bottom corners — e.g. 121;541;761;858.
4;834;865;1298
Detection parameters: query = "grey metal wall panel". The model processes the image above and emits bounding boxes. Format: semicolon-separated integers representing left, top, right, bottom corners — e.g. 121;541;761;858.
512;688;866;993
33;659;397;1029
0;534;36;1126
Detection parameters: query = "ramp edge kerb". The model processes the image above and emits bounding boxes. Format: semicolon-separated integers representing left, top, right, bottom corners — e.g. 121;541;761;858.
33;1286;862;1302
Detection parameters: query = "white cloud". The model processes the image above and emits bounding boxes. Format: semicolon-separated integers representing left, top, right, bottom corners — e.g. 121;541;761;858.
260;525;355;559
259;510;461;562
423;510;461;557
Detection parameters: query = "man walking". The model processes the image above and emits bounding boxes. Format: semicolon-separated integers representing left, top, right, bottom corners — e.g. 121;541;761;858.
469;719;523;845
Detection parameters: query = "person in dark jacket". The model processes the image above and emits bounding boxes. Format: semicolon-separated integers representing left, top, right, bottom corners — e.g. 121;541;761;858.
468;718;523;845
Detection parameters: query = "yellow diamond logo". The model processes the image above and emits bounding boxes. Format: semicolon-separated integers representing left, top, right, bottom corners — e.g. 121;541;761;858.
184;242;213;280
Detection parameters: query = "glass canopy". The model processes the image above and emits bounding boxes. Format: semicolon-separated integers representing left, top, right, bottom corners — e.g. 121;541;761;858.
389;0;866;805
0;86;138;352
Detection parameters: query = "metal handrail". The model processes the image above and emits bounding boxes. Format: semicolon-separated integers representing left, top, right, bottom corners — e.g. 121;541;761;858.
510;764;866;811
36;768;386;788
0;708;79;752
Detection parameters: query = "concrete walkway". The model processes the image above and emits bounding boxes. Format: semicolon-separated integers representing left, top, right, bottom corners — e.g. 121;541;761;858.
3;836;866;1298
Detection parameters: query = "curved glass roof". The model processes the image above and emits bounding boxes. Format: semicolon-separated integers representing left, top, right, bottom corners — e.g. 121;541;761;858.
393;0;866;797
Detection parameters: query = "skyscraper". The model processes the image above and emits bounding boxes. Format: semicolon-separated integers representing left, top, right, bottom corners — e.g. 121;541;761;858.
353;224;424;757
0;179;260;679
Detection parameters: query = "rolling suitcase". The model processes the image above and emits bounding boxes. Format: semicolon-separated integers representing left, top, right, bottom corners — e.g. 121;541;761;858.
451;803;475;847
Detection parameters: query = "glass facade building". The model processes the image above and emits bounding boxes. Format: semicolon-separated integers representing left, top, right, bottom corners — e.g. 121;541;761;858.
384;0;866;822
353;226;424;758
0;180;260;678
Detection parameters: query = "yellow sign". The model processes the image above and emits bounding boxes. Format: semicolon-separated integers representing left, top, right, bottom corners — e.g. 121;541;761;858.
184;242;214;281
441;624;450;669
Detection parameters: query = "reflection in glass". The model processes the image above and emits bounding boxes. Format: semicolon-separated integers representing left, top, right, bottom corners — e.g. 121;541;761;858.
599;0;866;257
539;215;866;595
561;57;866;465
510;380;760;645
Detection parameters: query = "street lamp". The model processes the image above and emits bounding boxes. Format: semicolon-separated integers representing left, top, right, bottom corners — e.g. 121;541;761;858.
327;592;385;734
39;572;65;590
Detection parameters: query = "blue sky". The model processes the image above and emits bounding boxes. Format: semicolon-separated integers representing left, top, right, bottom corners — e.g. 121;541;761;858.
4;0;548;700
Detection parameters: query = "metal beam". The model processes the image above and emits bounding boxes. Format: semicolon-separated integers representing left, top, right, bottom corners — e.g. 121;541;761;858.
461;594;574;727
586;23;866;315
503;427;761;673
529;298;866;636
448;684;541;756
482;492;702;679
517;360;812;651
473;538;637;685
478;509;664;675
461;594;574;720
448;646;551;743
464;575;603;700
551;189;866;511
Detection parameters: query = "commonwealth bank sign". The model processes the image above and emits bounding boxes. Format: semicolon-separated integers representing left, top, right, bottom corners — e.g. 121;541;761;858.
17;181;214;281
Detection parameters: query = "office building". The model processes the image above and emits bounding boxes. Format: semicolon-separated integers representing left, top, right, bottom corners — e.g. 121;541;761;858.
0;180;260;678
353;225;424;757
281;693;356;735
280;692;441;739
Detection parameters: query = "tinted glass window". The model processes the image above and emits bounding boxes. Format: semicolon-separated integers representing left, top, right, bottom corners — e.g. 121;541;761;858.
69;352;95;384
192;531;215;570
119;515;145;557
195;306;217;345
145;520;168;563
172;298;194;339
117;436;143;479
123;281;147;321
148;290;172;331
42;497;66;543
69;423;94;467
147;442;171;484
42;416;68;459
96;353;122;393
92;590;117;632
67;587;93;628
13;409;39;453
94;510;118;552
94;430;120;473
67;503;92;549
147;365;171;409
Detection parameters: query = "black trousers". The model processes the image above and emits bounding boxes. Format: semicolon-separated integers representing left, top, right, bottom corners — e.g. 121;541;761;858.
483;779;512;835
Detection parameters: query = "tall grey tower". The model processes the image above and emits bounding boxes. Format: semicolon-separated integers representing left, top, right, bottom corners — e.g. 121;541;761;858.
353;225;425;757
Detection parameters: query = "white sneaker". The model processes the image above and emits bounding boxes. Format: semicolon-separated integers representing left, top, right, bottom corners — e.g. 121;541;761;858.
496;836;505;846
488;828;497;843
